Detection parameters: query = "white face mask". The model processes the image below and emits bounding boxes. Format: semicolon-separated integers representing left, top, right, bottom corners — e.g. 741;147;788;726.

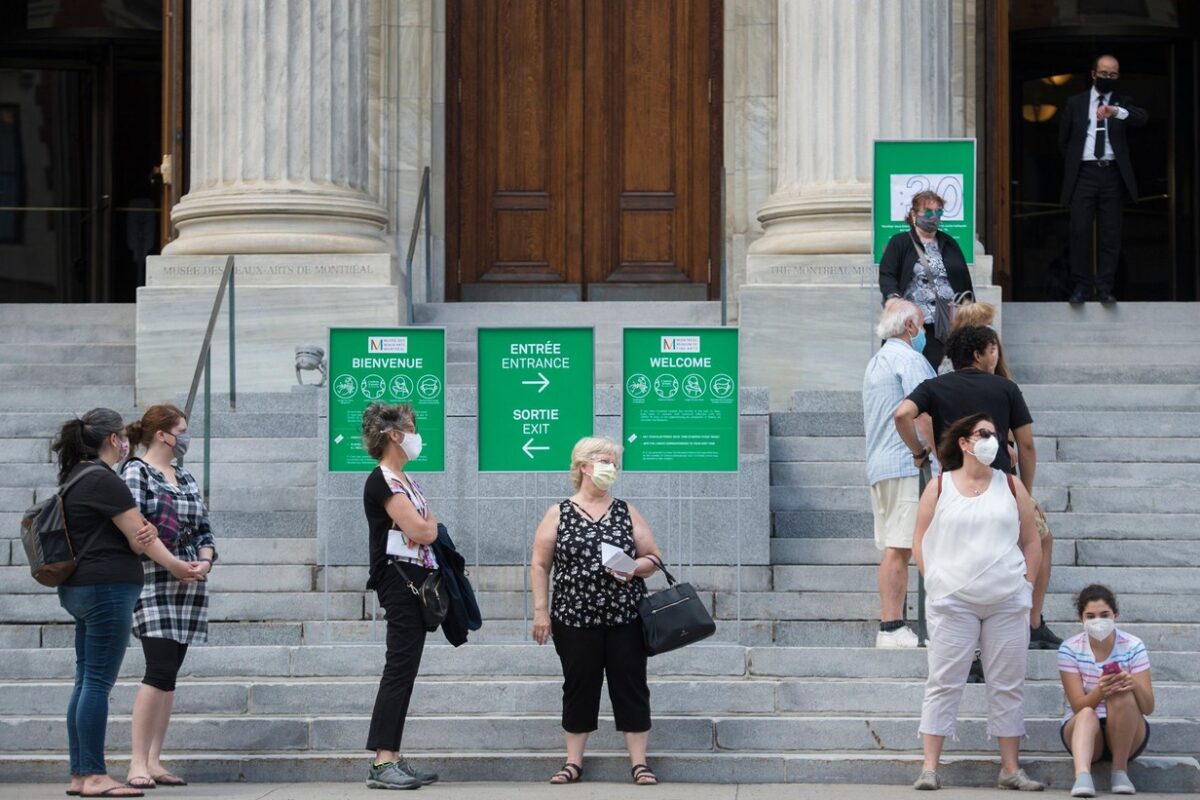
969;434;1000;466
590;462;618;492
1084;617;1116;641
399;431;423;462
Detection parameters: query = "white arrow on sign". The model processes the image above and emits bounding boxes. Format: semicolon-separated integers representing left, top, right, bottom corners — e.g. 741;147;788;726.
521;372;551;393
523;438;551;459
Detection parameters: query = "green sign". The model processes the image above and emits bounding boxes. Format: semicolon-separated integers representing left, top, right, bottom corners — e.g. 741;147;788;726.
622;327;739;472
328;328;446;472
477;327;594;472
873;139;976;264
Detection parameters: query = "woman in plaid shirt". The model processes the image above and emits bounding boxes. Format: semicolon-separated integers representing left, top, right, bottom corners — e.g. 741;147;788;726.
120;405;215;790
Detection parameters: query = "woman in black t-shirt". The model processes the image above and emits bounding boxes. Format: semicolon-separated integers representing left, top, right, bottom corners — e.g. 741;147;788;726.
360;402;441;791
51;409;203;799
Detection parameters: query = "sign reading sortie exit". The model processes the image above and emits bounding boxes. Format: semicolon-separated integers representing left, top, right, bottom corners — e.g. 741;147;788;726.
477;327;594;472
622;327;739;472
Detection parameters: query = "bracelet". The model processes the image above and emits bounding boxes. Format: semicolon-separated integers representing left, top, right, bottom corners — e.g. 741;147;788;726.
198;557;213;565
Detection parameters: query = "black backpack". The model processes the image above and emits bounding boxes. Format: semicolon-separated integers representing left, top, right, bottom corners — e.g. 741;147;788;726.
20;463;108;587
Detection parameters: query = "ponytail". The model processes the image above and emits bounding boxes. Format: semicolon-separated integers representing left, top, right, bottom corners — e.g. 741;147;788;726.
51;408;124;485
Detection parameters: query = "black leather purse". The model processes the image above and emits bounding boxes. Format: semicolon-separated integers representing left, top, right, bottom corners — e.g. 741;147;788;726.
393;562;449;632
637;555;716;656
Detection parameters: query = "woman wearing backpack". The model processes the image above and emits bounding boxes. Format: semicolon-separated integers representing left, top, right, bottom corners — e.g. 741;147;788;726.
910;412;1044;792
120;404;217;791
51;408;202;799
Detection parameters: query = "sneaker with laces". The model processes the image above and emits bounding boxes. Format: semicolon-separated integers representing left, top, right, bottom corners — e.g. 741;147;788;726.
998;768;1044;791
1110;769;1136;795
913;769;942;790
876;625;920;648
395;758;438;786
1070;772;1096;798
1029;618;1063;650
366;761;422;790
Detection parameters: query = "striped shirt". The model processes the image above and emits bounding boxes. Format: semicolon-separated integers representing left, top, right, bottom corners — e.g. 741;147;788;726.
1057;629;1150;721
863;338;937;486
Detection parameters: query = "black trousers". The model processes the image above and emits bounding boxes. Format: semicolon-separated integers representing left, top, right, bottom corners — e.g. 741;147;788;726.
140;636;189;692
551;618;651;734
920;324;945;371
366;567;429;752
1068;162;1124;294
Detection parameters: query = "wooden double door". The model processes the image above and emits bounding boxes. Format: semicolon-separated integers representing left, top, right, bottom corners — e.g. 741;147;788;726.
448;0;722;300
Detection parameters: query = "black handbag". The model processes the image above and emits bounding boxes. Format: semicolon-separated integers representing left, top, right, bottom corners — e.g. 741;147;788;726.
393;562;449;632
637;555;716;656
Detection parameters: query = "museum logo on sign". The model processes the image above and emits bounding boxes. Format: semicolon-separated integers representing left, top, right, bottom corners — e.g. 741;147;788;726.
660;336;701;354
367;336;408;354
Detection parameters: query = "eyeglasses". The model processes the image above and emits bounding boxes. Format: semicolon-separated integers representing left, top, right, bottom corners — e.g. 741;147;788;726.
970;429;996;440
1095;71;1119;79
919;208;945;218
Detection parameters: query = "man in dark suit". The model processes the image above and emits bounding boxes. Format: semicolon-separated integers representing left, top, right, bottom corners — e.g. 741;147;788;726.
1058;54;1147;305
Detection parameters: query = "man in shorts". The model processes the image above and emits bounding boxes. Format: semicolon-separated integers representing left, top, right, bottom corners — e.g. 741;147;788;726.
863;300;936;647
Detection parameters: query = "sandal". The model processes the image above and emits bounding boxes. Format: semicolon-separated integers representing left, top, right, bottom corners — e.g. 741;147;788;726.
549;762;583;784
632;764;658;785
81;789;145;798
125;777;156;790
149;774;186;787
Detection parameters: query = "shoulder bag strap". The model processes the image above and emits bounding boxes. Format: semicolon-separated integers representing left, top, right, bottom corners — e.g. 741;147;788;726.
644;553;675;586
936;473;943;498
59;462;117;562
909;231;932;274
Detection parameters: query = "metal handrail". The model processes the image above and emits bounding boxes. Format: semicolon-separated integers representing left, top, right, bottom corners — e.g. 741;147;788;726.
405;166;432;324
183;254;237;504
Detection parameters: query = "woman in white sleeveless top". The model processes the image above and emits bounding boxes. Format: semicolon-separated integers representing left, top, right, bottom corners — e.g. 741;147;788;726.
911;413;1044;792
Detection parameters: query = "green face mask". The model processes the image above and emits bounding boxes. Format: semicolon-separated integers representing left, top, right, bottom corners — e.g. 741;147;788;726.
590;462;618;491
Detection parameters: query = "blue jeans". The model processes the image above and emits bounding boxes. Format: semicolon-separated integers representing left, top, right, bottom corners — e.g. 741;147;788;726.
57;582;141;776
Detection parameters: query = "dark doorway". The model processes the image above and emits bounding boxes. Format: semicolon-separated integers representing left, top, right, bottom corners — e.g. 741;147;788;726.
0;1;165;302
1009;30;1198;301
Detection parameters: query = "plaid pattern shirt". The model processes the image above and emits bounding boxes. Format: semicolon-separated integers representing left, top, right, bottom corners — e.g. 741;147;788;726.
122;459;218;644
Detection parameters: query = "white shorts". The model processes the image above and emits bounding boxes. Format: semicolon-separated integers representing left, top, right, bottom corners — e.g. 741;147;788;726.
870;475;920;550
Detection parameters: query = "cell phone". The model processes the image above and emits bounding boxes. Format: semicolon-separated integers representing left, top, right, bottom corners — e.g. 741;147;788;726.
1101;661;1122;677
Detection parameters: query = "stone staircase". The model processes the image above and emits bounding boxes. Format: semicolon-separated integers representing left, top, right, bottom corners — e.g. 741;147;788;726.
767;302;1200;790
1;301;1198;791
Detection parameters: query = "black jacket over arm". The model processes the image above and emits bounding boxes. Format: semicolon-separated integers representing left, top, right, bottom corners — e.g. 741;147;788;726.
878;230;975;306
430;523;482;647
1058;90;1148;205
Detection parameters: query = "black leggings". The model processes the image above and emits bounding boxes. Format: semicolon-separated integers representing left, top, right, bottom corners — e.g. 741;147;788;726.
551;618;651;733
140;636;189;692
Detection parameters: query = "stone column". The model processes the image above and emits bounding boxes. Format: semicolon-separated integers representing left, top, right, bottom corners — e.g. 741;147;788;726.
740;0;997;406
750;0;953;261
163;0;389;254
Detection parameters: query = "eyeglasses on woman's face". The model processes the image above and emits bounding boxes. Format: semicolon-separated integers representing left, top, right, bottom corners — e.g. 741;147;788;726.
918;207;945;219
970;428;996;440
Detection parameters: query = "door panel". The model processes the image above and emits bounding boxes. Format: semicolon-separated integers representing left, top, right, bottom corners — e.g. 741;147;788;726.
584;0;713;286
449;0;720;299
457;0;582;286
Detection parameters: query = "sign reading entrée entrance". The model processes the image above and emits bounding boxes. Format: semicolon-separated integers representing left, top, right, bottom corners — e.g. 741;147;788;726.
328;328;446;472
623;328;738;472
477;328;594;472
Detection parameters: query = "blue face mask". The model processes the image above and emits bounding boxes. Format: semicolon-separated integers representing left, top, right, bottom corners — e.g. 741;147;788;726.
910;327;927;353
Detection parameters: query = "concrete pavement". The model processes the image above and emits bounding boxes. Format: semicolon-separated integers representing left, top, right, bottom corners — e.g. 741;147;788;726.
0;783;1186;800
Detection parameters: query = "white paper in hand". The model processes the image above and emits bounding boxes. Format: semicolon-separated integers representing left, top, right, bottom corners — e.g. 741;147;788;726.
601;542;639;575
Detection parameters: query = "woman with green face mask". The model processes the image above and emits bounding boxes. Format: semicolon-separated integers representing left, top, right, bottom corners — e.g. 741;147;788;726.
530;436;664;786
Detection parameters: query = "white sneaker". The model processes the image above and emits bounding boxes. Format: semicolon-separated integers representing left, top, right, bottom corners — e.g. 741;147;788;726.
876;626;920;648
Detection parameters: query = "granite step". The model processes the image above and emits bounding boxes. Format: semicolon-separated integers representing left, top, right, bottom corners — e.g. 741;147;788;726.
0;592;366;624
0;438;51;463
770;538;1076;566
0;713;1194;758
0;752;1195;792
789;386;1200;413
0;565;316;595
1009;365;1200;384
0;323;135;344
1002;322;1195;344
769;461;1200;488
1001;344;1200;365
0;364;136;385
0;343;136;366
1001;301;1200;325
0;460;315;490
0;386;135;411
770;486;1068;513
769;411;1200;438
770;565;1200;595
0;303;134;326
0;411;139;438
